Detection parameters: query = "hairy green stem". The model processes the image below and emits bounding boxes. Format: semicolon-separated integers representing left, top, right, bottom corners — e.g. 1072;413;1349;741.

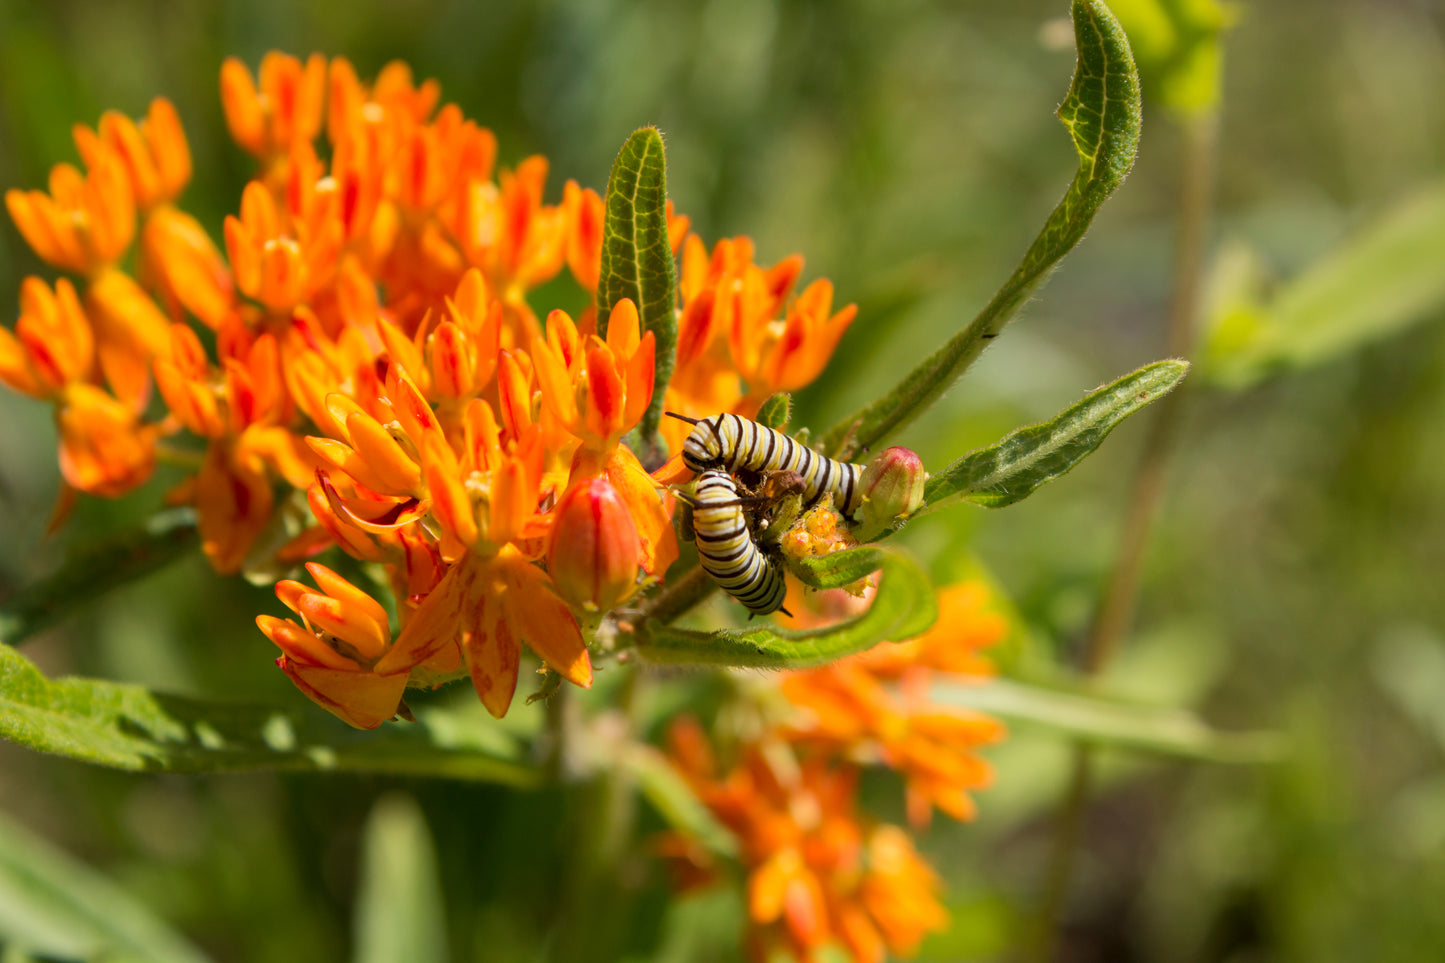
1030;111;1219;962
627;562;716;631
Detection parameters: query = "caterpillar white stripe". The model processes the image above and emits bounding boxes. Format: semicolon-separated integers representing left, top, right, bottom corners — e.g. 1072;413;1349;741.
672;412;864;517
684;469;788;616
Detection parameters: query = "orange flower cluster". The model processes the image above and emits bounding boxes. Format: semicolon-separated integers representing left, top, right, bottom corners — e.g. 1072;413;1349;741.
1;52;859;726
665;581;1008;962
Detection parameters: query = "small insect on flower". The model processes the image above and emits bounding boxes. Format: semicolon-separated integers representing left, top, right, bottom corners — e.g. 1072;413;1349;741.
679;469;790;617
669;412;865;518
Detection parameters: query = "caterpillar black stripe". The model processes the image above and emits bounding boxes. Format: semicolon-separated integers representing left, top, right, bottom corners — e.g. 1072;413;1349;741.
670;412;864;517
684;470;788;617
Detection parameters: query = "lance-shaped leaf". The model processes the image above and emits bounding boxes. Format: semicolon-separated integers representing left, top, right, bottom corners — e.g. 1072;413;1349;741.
932;678;1281;763
1202;178;1445;389
924;359;1188;510
0;508;198;647
636;545;936;669
820;0;1141;458
354;795;447;963
0;808;211;963
598;127;677;445
0;642;539;784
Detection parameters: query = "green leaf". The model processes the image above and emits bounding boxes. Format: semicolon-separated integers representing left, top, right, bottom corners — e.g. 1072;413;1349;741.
0;808;210;963
923;359;1188;509
354;795;447;963
635;546;936;669
932;678;1281;763
820;0;1141;459
598;127;678;446
1201;179;1445;389
756;392;792;431
0;642;540;784
0;508;198;647
620;744;738;860
1109;0;1235;115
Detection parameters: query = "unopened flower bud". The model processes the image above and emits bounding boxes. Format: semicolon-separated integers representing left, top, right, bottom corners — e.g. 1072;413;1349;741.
854;446;927;542
548;476;641;612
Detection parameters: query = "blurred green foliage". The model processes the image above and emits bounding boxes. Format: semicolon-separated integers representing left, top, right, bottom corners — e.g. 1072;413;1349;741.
2;0;1445;961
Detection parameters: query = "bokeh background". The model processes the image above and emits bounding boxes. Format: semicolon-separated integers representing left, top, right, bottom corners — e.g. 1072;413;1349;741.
1;0;1444;960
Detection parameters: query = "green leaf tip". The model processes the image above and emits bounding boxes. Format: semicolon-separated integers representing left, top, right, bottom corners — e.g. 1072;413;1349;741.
756;392;793;431
924;358;1187;510
635;545;936;669
598;126;678;445
820;0;1142;458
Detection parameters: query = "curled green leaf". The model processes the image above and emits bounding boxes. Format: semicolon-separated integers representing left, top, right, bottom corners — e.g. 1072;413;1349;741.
820;0;1142;458
598;127;678;446
923;359;1189;509
635;546;936;669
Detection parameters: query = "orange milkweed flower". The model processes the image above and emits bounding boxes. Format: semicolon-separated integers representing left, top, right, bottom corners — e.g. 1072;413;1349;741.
221;53;327;167
55;383;159;498
661;233;853;454
257;563;441;729
141;205;236;329
225;179;343;312
1;277;158;497
5;139;135;276
778;581;1009;825
667;721;949;963
532;298;655;460
390;544;590;718
73;98;191;211
0;278;94;400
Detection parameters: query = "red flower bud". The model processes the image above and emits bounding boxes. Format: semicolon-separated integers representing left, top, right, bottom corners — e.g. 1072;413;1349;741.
548;476;641;611
855;446;927;542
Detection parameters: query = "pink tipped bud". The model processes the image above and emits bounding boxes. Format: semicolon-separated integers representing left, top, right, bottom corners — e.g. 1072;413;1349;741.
855;446;927;541
548;476;641;612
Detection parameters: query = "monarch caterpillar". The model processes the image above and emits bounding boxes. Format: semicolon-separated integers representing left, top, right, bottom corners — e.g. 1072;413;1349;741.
682;469;789;617
669;412;864;517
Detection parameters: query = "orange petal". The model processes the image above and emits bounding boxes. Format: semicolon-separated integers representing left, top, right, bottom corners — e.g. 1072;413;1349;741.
277;655;408;730
500;552;590;688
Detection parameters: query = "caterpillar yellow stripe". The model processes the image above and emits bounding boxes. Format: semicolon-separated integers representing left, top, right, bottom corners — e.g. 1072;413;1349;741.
683;469;788;616
672;412;864;517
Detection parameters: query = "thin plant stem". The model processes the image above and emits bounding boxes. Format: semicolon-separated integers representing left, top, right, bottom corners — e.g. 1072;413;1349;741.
1027;110;1220;963
627;561;715;629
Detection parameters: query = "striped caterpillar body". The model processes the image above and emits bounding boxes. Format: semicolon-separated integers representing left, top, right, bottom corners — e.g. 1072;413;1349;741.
673;412;864;517
685;470;788;616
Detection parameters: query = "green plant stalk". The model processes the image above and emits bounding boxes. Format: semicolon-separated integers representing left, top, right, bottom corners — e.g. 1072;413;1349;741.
1029;110;1220;963
819;0;1142;459
0;508;199;647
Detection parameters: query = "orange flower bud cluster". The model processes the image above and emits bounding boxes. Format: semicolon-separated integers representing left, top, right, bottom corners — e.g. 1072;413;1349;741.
2;51;864;728
667;723;948;963
664;580;1008;961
